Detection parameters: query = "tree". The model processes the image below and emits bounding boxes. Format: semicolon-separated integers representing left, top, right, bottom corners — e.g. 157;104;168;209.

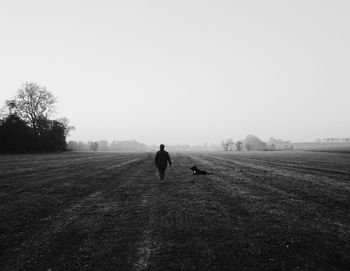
221;140;227;151
11;82;56;136
57;117;75;137
98;140;109;151
244;135;267;151
221;138;234;151
236;141;243;151
245;143;252;151
1;82;74;153
0;114;34;152
67;140;79;151
5;100;17;115
35;118;67;151
110;140;148;152
90;142;99;151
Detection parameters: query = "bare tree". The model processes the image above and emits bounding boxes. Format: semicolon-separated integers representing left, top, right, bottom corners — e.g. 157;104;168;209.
12;82;57;135
90;142;99;151
222;138;234;151
245;143;251;151
5;100;17;115
57;117;75;137
236;141;243;151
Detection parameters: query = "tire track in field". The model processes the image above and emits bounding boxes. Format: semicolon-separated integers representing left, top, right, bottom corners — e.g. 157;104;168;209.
0;155;146;231
144;153;350;270
132;185;156;271
221;151;350;168
143;154;232;270
110;155;161;271
130;157;182;271
210;154;350;215
0;153;139;178
0;154;155;271
193;153;350;209
228;155;350;178
186;154;350;256
184;153;263;214
0;155;145;198
0;152;104;172
205;153;350;193
186;153;311;221
186;153;350;238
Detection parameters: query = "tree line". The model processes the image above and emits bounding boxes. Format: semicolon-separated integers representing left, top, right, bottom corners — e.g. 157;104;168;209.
67;140;221;152
67;140;149;152
0;82;73;153
221;135;293;151
315;138;350;143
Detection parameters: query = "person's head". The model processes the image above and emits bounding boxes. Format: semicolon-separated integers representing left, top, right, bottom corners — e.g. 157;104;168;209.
160;144;165;150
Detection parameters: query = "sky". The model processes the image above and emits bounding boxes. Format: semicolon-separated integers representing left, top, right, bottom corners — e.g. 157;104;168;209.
1;0;349;145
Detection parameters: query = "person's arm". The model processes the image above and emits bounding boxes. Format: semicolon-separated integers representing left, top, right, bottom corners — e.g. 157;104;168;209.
167;153;172;166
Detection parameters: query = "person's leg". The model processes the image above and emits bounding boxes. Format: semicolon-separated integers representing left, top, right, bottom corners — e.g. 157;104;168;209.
158;167;165;181
157;167;162;180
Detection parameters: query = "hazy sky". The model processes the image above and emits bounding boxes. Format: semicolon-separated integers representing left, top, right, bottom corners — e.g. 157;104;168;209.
1;0;349;145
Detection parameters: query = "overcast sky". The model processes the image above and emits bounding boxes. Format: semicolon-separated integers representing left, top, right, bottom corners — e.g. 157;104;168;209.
1;0;349;145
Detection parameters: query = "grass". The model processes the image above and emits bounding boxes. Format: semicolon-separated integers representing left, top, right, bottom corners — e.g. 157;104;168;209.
0;151;349;270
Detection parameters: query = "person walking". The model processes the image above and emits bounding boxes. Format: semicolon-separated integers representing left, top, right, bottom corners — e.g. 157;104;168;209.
155;144;172;183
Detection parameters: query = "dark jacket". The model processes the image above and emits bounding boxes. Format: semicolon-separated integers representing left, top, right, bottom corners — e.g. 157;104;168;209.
155;150;172;169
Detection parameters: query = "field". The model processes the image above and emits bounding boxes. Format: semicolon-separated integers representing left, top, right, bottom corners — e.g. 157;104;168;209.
0;151;349;270
293;142;350;153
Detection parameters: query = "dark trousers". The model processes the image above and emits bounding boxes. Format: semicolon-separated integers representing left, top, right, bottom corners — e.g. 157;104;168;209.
158;167;166;180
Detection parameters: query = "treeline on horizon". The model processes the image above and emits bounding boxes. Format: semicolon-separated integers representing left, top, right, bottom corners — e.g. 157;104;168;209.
0;82;73;153
67;135;294;152
67;140;222;152
315;138;350;143
221;135;293;151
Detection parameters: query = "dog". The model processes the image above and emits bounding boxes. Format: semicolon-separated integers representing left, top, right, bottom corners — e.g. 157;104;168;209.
190;165;213;175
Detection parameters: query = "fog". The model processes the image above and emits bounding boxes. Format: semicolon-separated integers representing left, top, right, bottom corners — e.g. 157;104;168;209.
1;0;349;146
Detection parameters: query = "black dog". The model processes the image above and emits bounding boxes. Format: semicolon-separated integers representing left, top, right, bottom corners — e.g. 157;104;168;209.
190;165;213;175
